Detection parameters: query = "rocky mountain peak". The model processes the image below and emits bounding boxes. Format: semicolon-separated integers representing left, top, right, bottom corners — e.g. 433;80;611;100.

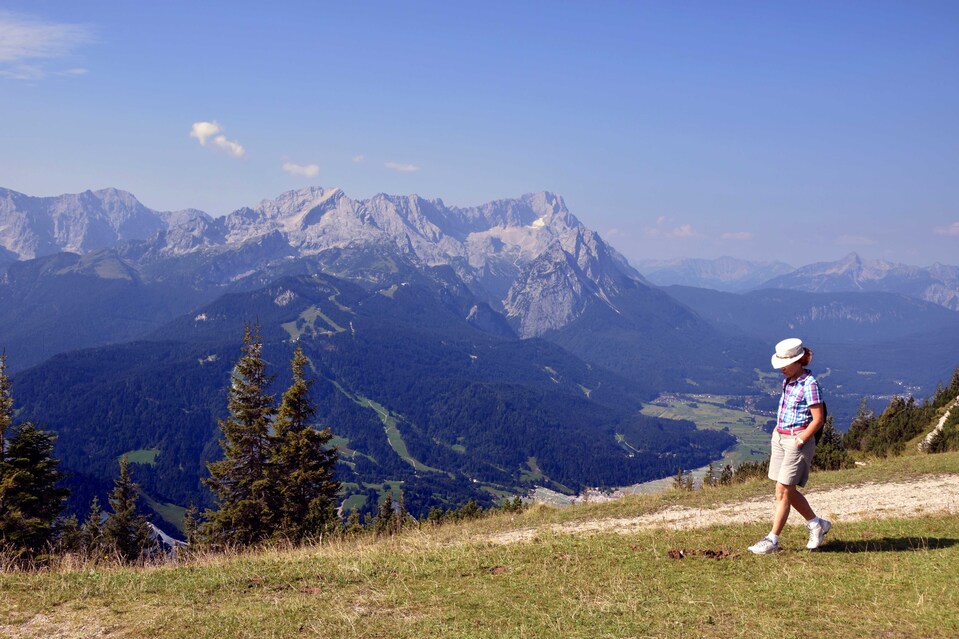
0;186;168;259
1;184;647;335
503;225;633;337
758;252;959;310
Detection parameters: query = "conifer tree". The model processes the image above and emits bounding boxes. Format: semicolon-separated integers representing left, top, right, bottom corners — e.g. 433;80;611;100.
812;416;856;471
702;463;717;488
672;467;685;491
182;503;200;546
373;492;394;535
103;456;152;562
203;323;277;546
0;353;12;465
0;422;69;556
270;346;340;543
843;398;877;451
55;514;83;555
393;491;408;534
718;464;734;486
455;498;482;520
345;510;364;537
81;496;104;555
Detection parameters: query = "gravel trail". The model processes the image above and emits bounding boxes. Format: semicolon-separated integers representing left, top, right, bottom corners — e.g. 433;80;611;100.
490;474;959;544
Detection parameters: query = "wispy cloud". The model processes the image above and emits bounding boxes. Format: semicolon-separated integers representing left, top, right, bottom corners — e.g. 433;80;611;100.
645;218;696;239
190;121;246;159
352;155;366;163
282;162;320;178
934;222;959;237
385;162;420;173
0;12;94;80
721;231;754;241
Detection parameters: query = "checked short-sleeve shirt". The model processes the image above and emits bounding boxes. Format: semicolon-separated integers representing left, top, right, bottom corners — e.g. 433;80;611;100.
777;369;822;431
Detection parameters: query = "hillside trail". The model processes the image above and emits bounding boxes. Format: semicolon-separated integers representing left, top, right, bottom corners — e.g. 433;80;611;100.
919;397;959;450
490;474;959;544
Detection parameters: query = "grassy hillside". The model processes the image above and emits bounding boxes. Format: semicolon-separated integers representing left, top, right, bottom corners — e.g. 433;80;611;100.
2;452;957;639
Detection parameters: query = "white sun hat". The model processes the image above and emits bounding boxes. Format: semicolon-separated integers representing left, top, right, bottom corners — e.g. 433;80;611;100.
771;338;806;369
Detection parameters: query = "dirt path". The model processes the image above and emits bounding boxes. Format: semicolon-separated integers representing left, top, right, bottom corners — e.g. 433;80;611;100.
919;397;959;450
490;474;959;544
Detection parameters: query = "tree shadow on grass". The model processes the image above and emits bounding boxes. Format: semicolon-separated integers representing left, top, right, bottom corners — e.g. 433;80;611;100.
819;537;959;553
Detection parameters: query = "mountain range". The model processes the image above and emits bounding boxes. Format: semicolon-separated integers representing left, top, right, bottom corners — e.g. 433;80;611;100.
760;252;959;311
635;256;795;293
1;185;956;532
639;253;959;311
1;186;752;529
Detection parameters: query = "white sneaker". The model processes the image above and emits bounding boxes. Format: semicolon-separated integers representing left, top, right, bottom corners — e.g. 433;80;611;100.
748;537;780;554
807;519;832;549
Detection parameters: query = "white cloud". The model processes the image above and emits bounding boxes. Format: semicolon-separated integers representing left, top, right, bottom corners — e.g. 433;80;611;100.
0;64;43;80
352;155;366;163
385;162;420;172
190;122;221;145
212;135;245;158
646;222;696;239
721;231;754;241
934;222;959;237
282;162;320;178
0;12;94;80
190;121;245;159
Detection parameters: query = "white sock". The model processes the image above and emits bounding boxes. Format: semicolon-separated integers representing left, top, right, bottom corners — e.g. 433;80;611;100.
767;532;779;544
807;516;821;528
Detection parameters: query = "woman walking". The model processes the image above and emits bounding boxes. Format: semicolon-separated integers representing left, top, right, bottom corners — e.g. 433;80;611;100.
748;338;831;554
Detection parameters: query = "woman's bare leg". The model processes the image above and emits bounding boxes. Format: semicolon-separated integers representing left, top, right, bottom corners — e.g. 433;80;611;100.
772;483;815;535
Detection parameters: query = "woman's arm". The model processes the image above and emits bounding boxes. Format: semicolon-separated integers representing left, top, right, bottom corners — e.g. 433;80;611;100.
797;403;825;447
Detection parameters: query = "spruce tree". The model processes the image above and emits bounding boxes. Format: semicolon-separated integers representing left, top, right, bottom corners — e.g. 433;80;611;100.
55;514;83;555
373;492;394;535
81;496;104;555
812;416;855;471
270;346;340;543
702;463;717;488
345;509;364;537
719;464;734;486
843;398;877;451
672;467;685;491
0;352;12;465
203;323;277;546
103;456;152;563
182;503;200;546
0;423;69;556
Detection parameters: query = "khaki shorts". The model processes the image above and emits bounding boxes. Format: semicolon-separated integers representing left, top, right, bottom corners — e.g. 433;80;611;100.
768;431;816;487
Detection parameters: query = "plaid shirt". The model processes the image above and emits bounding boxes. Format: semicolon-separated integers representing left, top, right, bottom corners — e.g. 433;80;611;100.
777;370;822;431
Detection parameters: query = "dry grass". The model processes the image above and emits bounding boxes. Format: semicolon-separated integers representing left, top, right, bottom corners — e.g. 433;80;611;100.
2;452;957;638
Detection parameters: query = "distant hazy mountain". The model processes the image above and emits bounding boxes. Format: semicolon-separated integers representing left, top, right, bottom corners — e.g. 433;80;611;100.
636;256;794;292
0;187;205;260
757;252;959;311
664;285;959;345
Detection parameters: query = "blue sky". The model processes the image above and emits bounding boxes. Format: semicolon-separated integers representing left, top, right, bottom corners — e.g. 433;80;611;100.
1;1;957;267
